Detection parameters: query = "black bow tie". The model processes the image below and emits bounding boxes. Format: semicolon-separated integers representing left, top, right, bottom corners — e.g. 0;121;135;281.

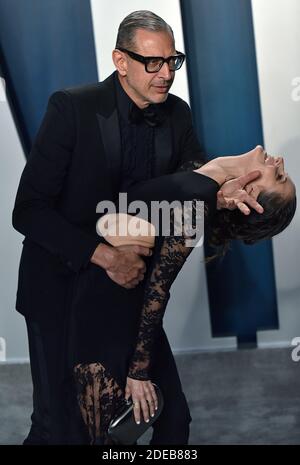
129;103;165;127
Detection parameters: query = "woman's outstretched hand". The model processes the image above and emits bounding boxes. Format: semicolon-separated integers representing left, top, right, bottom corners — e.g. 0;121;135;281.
217;170;264;215
125;377;158;424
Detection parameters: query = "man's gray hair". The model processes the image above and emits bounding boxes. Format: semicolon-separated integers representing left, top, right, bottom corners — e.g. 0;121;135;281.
115;10;174;50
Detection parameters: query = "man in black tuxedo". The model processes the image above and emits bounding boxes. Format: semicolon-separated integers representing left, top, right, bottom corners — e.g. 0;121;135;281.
13;10;206;444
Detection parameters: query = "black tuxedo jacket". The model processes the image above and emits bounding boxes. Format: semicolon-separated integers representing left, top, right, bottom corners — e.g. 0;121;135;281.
12;72;205;327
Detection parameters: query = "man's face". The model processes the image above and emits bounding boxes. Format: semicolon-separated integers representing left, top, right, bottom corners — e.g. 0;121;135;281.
116;29;176;108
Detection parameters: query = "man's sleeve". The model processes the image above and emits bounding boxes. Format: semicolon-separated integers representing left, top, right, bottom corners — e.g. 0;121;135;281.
12;91;100;273
176;100;207;169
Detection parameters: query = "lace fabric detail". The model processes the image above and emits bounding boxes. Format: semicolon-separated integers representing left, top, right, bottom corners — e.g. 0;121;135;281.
127;234;193;380
176;159;204;172
72;159;206;442
128;159;205;380
73;362;125;445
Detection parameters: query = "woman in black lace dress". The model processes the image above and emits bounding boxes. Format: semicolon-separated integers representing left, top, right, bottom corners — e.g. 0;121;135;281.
71;146;296;444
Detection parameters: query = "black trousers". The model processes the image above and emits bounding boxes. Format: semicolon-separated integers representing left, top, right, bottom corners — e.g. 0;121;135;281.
23;317;192;445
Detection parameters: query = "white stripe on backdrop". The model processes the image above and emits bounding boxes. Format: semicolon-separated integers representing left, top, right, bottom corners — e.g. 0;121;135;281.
252;0;300;347
89;0;237;352
0;76;27;362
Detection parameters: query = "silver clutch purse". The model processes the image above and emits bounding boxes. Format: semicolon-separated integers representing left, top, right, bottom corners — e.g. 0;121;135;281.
107;383;164;445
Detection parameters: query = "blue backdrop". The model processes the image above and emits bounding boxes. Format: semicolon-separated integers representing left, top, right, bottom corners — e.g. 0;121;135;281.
180;0;278;345
0;0;98;153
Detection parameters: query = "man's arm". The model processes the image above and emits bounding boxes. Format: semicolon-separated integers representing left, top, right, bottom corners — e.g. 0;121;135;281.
12;91;102;273
177;100;206;168
12;91;152;283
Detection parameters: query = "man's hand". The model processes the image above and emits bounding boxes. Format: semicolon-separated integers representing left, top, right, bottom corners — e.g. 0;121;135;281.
217;170;264;215
90;243;152;289
125;377;158;424
106;244;152;289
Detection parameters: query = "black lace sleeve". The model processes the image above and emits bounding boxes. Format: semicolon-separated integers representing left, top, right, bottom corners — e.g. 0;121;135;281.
127;160;207;380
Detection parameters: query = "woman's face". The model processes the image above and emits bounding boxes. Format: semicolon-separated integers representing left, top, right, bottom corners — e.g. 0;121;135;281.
242;145;295;200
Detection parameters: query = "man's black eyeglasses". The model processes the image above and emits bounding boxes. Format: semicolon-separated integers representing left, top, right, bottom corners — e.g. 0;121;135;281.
117;47;186;73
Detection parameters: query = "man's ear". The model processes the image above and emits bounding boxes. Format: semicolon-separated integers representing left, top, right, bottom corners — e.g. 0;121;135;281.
112;49;127;76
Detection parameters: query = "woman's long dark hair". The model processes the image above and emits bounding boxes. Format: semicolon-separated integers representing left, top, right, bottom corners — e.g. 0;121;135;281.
209;190;297;255
178;159;297;256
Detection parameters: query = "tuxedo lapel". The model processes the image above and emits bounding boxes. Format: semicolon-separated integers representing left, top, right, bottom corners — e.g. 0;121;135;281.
96;110;121;198
96;73;121;199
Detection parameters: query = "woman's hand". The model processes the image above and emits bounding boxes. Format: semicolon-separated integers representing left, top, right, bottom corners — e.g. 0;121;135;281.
217;171;264;215
125;377;158;424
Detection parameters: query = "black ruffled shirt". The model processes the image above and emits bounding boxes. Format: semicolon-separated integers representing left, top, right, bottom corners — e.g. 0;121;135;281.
114;73;162;191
